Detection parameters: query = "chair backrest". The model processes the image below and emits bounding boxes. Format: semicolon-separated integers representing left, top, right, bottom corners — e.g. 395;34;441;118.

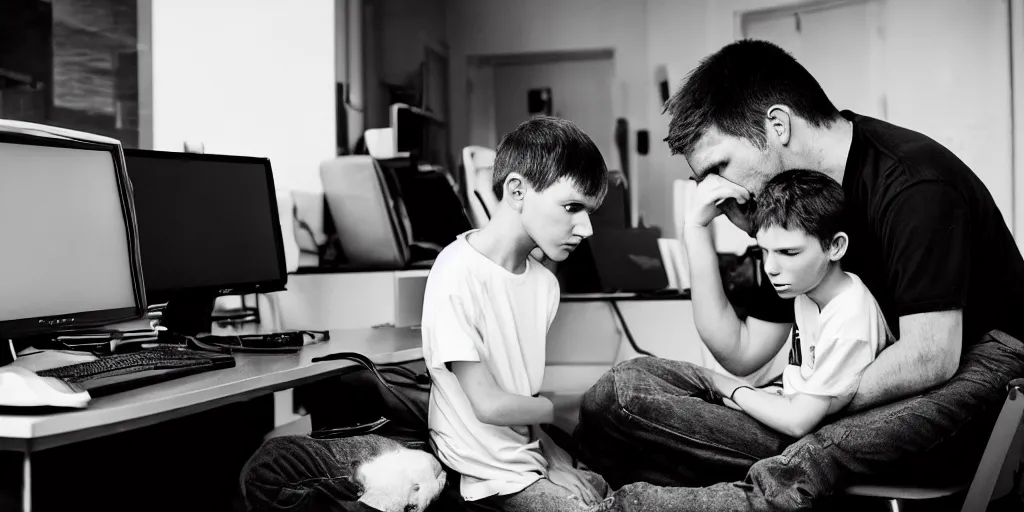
961;377;1024;510
462;146;497;228
320;155;412;269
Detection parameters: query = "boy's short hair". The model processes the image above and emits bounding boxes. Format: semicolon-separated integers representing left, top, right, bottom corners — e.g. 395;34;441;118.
750;169;845;250
491;116;608;200
664;39;840;156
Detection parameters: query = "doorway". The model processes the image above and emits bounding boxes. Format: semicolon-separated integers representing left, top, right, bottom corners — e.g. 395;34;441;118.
467;50;615;167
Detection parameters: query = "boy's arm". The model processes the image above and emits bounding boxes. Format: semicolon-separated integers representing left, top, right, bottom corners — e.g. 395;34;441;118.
451;361;554;426
731;386;831;438
709;372;830;437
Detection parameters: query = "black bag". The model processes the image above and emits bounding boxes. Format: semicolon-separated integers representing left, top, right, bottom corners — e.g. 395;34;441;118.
305;352;431;448
300;352;469;511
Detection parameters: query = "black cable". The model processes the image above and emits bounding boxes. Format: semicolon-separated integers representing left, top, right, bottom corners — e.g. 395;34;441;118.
610;301;656;357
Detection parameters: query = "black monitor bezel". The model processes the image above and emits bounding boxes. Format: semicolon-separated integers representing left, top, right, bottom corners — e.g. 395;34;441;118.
122;148;289;305
0;131;148;340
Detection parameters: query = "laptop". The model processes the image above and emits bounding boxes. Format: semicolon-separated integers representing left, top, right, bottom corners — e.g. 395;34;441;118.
558;227;669;294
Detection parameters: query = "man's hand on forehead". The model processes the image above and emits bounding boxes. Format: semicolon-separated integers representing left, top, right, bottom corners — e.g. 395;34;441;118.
685;173;753;230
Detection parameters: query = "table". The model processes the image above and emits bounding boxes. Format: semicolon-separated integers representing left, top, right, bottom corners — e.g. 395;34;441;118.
0;327;424;512
560;290;691;357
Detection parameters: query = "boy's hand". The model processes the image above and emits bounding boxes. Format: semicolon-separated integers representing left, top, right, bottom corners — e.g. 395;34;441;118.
548;466;602;507
686;174;753;234
707;370;748;401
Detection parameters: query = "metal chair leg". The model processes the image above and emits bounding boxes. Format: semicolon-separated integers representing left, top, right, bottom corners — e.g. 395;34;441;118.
887;498;902;512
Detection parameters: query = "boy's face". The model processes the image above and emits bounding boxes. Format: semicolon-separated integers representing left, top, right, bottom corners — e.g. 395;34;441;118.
755;224;830;299
521;177;603;262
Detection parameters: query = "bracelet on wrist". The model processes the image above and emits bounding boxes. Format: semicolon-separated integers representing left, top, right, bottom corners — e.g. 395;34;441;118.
730;385;755;402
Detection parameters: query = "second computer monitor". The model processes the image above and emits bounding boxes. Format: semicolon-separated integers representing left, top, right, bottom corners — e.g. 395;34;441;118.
123;149;287;333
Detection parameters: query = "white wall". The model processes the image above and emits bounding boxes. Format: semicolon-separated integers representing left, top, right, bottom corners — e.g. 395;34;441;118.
446;0;649;227
644;0;714;233
450;0;1015;235
149;0;336;195
713;0;1013;229
492;57;616;164
881;0;1012;225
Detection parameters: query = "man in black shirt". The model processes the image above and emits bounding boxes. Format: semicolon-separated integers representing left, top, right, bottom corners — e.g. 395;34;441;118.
575;40;1024;510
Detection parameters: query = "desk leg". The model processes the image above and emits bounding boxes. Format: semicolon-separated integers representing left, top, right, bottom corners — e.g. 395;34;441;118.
22;451;30;512
609;301;655;357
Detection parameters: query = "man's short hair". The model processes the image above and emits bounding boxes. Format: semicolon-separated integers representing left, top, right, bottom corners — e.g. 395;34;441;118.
664;39;840;156
750;169;845;250
492;116;608;200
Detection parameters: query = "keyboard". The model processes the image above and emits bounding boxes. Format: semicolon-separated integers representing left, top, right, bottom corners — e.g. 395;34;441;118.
37;345;235;397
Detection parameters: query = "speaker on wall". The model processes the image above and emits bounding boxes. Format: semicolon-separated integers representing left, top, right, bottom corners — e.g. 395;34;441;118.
637;130;649;155
654;64;670;104
528;88;552;115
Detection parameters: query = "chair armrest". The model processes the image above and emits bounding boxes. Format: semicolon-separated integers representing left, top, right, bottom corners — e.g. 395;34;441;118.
1009;377;1024;399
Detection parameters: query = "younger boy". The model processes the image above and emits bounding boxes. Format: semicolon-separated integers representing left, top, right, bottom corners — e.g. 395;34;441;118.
708;169;892;437
421;116;613;511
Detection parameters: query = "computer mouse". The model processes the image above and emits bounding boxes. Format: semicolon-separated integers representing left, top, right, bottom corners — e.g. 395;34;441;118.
0;366;91;408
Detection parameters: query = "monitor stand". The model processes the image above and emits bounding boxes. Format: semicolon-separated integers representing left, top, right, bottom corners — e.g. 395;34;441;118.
160;293;217;337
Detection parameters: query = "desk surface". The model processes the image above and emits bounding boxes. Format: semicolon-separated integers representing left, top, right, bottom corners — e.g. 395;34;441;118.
0;327;423;452
560;290;691;302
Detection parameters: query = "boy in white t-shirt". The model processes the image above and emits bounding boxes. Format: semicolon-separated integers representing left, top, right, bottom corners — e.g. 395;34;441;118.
707;169;892;437
422;117;614;511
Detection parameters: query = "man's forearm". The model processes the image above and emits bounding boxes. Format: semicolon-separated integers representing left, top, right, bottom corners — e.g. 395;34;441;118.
684;224;743;359
848;311;962;412
847;340;947;411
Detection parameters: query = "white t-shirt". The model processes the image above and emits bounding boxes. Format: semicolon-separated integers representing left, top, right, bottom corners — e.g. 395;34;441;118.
421;231;560;501
782;272;889;413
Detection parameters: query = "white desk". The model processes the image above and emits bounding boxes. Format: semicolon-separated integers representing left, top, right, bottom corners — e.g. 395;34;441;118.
0;327;423;511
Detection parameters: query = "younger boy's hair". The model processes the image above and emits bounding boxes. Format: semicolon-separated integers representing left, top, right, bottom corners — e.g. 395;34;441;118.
750;169;845;250
491;116;609;200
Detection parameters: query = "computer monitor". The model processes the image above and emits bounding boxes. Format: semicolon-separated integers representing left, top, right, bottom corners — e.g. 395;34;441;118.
390;103;428;158
122;149;288;335
0;120;147;342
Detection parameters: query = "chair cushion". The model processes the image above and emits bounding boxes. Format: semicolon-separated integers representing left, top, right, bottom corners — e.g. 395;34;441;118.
843;483;967;500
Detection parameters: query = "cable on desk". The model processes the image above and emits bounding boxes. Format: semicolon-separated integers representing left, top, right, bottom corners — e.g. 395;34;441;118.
610;301;656;357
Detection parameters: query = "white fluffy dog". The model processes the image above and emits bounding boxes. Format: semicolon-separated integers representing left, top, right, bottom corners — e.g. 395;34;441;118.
356;446;446;512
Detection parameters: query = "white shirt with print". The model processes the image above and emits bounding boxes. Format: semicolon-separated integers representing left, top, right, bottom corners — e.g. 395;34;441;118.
782;272;889;413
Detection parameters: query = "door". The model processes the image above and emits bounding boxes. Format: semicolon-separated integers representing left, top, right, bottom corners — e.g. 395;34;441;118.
491;55;615;167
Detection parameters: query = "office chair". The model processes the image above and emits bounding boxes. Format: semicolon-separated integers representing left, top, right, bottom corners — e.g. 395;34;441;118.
461;145;497;228
843;377;1024;511
320;155;414;269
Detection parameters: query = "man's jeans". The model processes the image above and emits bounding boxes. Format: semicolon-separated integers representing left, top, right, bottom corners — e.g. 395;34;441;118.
574;330;1024;511
240;434;399;511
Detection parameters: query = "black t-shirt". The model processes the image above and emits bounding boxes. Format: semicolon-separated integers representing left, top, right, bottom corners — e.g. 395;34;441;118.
746;111;1024;345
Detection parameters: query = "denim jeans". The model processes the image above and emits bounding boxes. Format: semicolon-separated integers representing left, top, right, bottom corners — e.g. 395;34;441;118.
241;433;458;512
241;434;399;511
472;468;611;512
575;330;1024;511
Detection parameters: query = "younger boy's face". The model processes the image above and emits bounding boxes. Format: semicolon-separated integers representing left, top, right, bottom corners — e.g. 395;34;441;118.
521;177;603;262
756;224;830;299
